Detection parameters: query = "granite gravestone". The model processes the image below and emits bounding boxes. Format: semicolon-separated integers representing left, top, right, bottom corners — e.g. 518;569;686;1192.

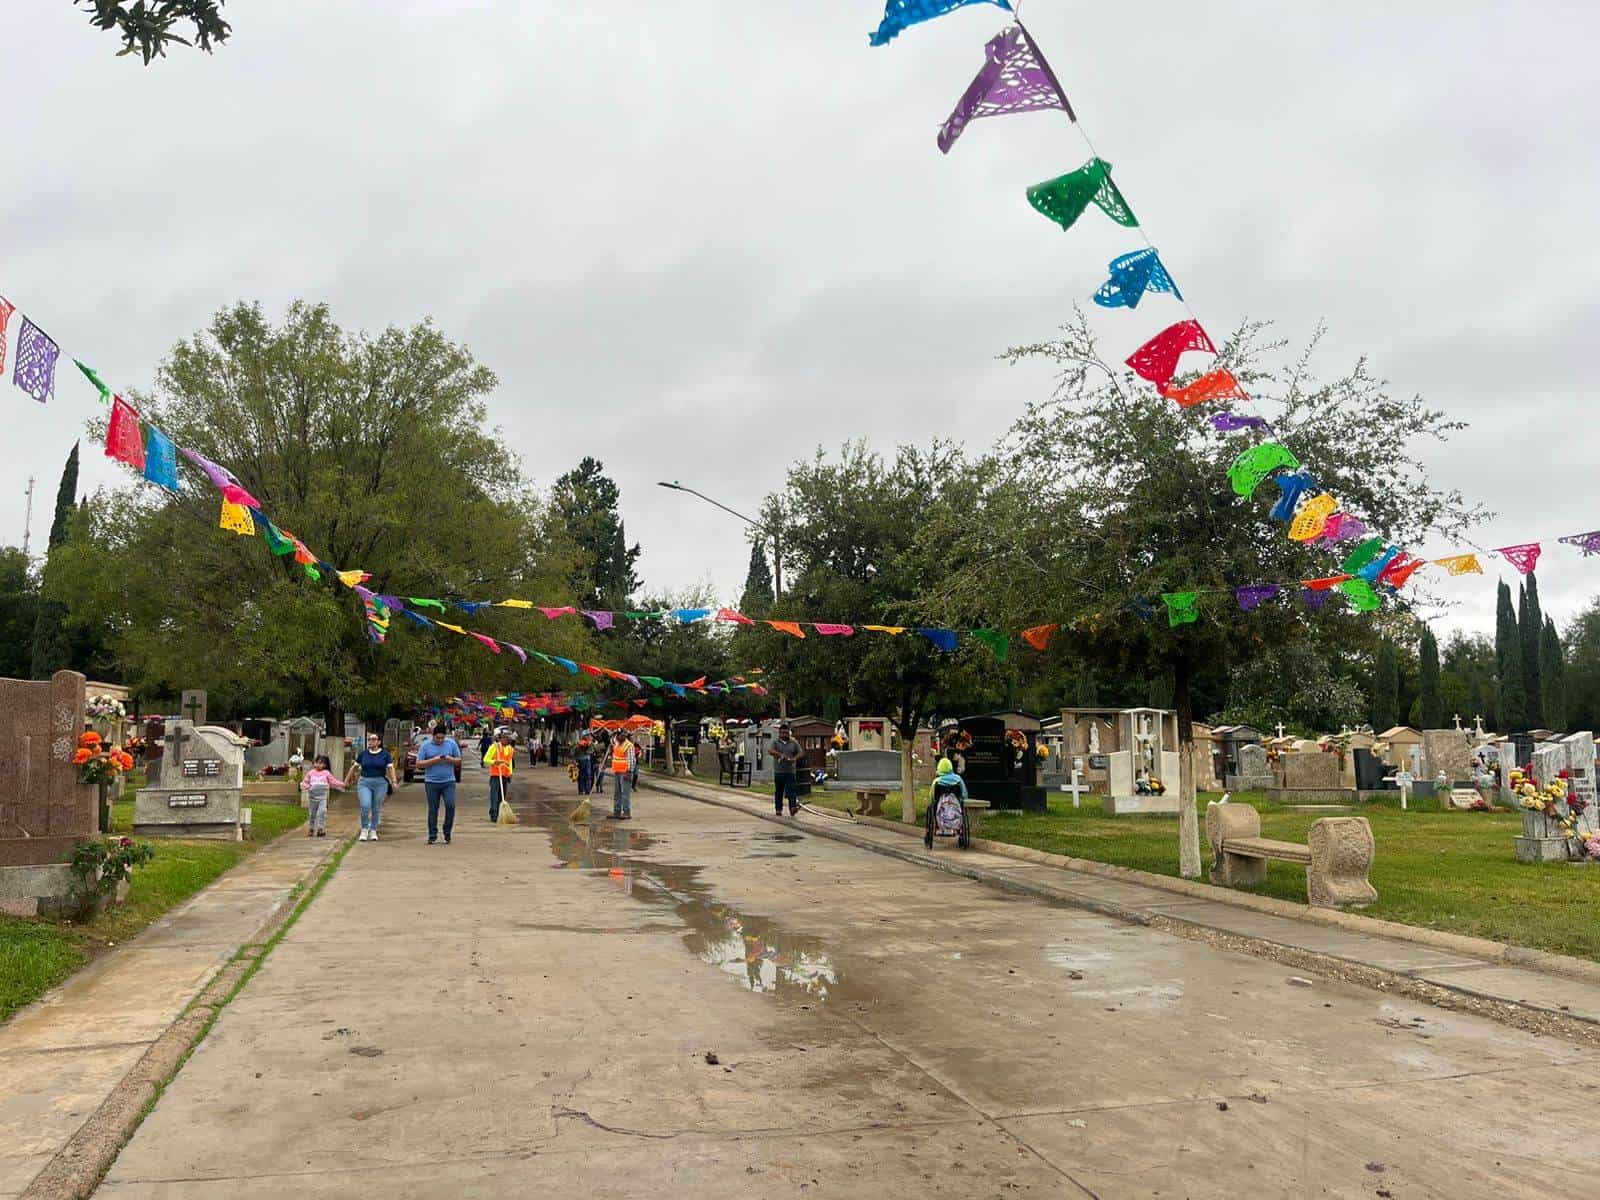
1421;729;1474;785
1225;741;1274;791
1562;731;1598;837
134;721;250;840
1266;751;1354;804
0;671;100;917
1515;743;1572;863
179;689;207;727
957;716;1046;811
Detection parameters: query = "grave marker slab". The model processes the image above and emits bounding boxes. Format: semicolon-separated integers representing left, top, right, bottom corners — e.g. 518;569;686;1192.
1225;741;1274;791
1267;750;1355;804
133;721;250;840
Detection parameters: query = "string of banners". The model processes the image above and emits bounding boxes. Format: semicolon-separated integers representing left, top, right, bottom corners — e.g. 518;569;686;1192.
3;315;763;696
861;1;1598;623
6;284;1599;649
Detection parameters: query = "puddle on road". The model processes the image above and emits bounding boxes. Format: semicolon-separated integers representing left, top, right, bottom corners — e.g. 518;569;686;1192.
518;799;867;1006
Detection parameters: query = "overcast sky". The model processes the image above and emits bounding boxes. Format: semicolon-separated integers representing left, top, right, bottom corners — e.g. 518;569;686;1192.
5;1;1598;639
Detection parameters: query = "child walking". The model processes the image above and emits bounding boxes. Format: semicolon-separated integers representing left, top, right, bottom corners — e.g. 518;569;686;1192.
299;754;345;838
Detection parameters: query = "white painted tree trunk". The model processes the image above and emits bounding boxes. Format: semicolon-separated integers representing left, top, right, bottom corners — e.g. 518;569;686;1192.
1178;741;1201;878
901;740;917;825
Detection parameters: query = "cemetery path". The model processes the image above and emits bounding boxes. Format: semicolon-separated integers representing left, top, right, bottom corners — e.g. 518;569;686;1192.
1;809;350;1199
93;772;1599;1199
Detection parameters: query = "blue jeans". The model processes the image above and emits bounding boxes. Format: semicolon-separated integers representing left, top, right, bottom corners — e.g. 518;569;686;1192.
357;777;386;830
489;775;510;821
613;771;632;816
577;759;593;794
774;772;798;814
425;780;456;841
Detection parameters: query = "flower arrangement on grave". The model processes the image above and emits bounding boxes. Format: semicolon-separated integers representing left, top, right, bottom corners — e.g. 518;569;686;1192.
1584;831;1600;863
1004;730;1028;751
72;732;135;785
1510;768;1587;842
1034;741;1051;761
123;735;147;754
830;732;848;750
707;724;728;743
652;721;667;739
86;694;126;720
944;730;973;752
69;836;155;900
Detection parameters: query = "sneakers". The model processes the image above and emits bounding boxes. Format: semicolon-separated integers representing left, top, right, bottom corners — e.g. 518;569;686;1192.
428;838;437;845
369;829;379;841
317;830;326;838
359;829;369;841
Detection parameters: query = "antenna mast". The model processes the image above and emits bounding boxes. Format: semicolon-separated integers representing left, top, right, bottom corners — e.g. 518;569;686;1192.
22;475;36;558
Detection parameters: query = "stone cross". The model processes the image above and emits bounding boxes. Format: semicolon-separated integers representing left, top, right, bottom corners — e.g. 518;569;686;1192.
1473;715;1486;737
1274;722;1286;739
1453;714;1463;731
181;691;206;725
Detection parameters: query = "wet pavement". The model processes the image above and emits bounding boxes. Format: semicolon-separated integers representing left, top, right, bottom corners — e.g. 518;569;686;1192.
92;771;1600;1198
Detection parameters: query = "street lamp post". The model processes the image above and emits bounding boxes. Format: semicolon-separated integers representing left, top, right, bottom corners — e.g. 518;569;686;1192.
657;480;786;718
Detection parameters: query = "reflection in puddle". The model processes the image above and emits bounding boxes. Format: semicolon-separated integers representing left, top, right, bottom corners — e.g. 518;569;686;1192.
519;799;860;1005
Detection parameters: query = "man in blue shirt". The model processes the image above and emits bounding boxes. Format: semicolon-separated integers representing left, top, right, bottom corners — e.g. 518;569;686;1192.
417;722;463;844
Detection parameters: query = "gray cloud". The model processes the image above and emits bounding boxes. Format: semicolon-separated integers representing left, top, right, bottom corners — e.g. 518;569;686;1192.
5;1;1597;637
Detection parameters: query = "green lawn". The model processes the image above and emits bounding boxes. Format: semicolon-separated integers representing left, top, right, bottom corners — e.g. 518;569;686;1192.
0;791;307;1024
800;785;1600;964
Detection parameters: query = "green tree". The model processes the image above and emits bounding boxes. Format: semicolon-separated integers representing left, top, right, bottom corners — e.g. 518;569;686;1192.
1565;598;1600;732
1417;625;1442;729
1518;575;1544;725
550;458;641;613
1540;616;1566;732
77;0;229;64
1371;641;1399;731
739;542;775;617
950;314;1479;873
0;548;39;679
30;443;80;679
741;442;1006;820
52;302;586;728
1440;631;1496;731
1496;580;1527;730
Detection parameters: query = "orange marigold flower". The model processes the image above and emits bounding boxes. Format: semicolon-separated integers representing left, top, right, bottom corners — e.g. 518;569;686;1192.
78;731;103;749
72;748;93;765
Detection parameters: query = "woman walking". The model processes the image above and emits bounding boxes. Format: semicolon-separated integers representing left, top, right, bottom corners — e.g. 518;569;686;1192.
345;731;397;841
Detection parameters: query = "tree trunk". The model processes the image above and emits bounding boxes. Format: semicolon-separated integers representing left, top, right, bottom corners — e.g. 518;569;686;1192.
1172;652;1202;879
324;704;345;738
897;712;917;824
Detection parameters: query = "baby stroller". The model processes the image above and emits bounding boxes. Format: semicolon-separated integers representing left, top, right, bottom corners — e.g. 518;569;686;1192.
924;776;971;850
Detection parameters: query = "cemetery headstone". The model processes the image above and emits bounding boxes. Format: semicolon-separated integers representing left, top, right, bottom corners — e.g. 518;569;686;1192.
1422;729;1475;786
0;671;105;917
1561;731;1598;838
180;689;208;727
1225;741;1274;791
1514;742;1572;863
133;721;250;840
958;716;1045;811
1267;751;1354;804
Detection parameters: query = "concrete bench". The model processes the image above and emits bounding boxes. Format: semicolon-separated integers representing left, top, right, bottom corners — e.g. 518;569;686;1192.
1205;802;1376;909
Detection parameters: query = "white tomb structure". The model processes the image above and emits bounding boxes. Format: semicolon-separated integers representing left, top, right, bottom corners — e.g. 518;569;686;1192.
1061;707;1181;815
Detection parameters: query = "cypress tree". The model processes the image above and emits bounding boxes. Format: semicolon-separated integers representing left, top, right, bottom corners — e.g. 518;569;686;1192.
1496;581;1528;730
1540;616;1566;732
1372;640;1400;731
45;442;79;551
739;542;774;617
1418;626;1442;728
1519;575;1544;724
30;444;79;679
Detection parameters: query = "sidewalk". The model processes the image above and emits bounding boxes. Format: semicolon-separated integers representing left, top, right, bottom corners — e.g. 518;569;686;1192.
0;807;353;1198
649;774;1600;1031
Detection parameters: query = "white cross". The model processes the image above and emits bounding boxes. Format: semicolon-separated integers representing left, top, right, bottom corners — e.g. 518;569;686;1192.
1274;722;1287;739
1453;714;1463;731
1061;763;1087;808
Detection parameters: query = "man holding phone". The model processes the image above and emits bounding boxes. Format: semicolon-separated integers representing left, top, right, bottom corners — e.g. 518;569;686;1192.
417;722;463;844
771;722;803;817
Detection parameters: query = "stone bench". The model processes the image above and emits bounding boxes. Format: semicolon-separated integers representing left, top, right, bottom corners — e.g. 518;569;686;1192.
822;779;898;816
1205;802;1376;909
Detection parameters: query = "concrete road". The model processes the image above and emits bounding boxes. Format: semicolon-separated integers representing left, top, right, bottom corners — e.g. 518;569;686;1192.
96;771;1599;1198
